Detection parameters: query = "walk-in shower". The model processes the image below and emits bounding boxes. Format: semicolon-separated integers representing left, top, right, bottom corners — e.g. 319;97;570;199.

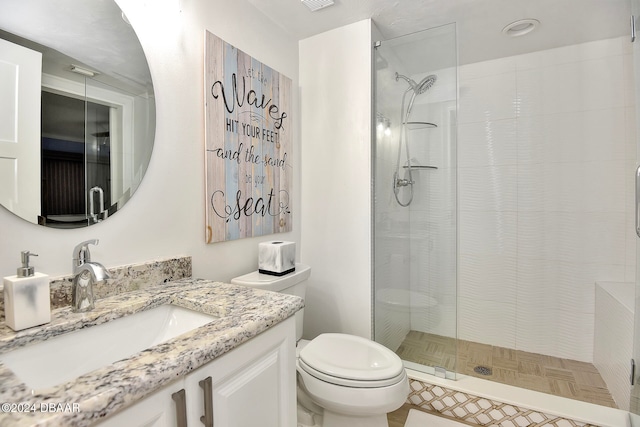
392;72;438;207
374;15;636;411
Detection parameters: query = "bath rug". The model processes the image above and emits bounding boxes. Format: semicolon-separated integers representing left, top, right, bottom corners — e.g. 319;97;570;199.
404;409;466;427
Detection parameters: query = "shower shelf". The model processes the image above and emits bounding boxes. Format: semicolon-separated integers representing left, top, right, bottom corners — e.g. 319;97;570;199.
406;121;437;130
403;165;438;170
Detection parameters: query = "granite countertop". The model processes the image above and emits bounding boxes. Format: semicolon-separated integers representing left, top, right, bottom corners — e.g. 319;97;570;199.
0;279;304;427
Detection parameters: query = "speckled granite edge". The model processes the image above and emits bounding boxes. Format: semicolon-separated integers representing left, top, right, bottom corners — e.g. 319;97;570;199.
0;256;192;320
0;279;304;427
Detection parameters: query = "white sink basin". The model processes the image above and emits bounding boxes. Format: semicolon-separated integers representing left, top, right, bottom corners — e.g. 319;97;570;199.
0;305;216;390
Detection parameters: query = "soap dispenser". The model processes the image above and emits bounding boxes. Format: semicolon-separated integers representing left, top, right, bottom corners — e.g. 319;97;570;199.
3;251;51;331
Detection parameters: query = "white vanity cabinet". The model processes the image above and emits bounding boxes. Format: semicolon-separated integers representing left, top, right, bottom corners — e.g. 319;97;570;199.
94;377;185;427
95;317;296;427
185;317;297;427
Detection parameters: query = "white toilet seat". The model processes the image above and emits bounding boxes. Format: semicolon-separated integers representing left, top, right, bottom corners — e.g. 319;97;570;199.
299;333;404;385
298;358;405;388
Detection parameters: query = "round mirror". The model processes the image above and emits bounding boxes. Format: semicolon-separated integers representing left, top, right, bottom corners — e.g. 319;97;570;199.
0;0;155;228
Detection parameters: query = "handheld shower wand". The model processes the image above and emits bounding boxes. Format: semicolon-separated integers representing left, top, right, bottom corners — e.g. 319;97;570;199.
392;72;437;207
395;73;437;95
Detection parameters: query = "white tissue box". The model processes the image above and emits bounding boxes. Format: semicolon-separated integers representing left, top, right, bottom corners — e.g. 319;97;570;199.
259;241;295;276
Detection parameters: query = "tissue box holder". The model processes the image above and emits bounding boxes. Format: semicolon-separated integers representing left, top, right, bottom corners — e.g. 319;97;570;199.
259;241;295;276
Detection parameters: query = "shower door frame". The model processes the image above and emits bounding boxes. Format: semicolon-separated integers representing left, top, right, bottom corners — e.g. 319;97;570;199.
631;0;640;416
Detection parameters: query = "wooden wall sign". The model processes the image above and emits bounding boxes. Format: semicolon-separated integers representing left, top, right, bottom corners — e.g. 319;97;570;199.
204;31;292;243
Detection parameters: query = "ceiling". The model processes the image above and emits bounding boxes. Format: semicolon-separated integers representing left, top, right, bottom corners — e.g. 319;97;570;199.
0;0;631;88
248;0;631;65
0;0;152;95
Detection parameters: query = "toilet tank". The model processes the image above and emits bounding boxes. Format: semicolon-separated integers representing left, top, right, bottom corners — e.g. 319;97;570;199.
231;264;310;340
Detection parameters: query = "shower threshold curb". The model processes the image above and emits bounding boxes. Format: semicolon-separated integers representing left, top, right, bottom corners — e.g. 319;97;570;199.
405;368;628;427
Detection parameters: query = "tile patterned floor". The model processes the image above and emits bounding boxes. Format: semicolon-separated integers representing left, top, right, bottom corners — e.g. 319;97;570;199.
387;404;440;427
388;404;476;427
403;379;603;427
387;403;413;427
395;331;617;408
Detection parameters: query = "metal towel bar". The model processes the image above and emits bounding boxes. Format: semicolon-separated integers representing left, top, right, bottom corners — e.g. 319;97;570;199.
403;165;438;170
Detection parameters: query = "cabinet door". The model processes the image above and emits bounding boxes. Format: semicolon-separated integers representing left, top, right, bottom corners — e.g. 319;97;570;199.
94;378;186;427
186;317;297;427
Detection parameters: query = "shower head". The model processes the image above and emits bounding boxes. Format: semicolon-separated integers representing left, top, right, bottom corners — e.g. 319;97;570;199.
415;74;437;94
395;72;437;94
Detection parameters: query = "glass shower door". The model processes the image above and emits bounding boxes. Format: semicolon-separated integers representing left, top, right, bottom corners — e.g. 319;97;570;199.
84;98;111;224
631;0;640;416
373;24;458;378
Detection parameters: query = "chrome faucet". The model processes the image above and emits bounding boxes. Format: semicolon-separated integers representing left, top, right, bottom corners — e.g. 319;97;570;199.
72;239;110;312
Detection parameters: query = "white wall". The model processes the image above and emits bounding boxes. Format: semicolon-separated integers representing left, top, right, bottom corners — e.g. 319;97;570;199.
0;0;300;283
457;36;636;362
299;20;373;340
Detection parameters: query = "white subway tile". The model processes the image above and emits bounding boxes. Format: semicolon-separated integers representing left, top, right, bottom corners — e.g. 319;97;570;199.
517;161;626;213
516;260;602;314
517;56;625;117
517;212;626;265
458;165;517;212
458;297;516;349
515;37;626;71
458;72;517;124
458;119;517;167
552;309;595;362
459;210;516;255
517;109;627;165
458;253;516;304
459;56;516;80
624;53;635;107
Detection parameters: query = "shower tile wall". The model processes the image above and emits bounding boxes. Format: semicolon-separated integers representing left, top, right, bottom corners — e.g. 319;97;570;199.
408;92;457;339
457;36;636;362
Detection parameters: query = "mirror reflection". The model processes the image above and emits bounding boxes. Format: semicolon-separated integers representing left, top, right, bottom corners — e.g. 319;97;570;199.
0;0;155;228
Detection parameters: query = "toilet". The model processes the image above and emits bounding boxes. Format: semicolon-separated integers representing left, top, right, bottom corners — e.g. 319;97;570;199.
231;264;409;427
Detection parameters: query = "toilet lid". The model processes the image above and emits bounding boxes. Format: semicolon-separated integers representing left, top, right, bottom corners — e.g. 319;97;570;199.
299;333;404;382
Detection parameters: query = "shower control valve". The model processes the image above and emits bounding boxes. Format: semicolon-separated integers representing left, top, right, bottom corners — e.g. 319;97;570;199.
395;177;414;187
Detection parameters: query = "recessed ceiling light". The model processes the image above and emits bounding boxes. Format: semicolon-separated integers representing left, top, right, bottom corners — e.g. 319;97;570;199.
301;0;334;12
502;19;540;37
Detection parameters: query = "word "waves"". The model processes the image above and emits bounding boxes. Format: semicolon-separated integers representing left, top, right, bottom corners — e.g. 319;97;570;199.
211;73;288;130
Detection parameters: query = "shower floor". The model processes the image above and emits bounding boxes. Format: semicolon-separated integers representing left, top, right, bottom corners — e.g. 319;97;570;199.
395;330;617;408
